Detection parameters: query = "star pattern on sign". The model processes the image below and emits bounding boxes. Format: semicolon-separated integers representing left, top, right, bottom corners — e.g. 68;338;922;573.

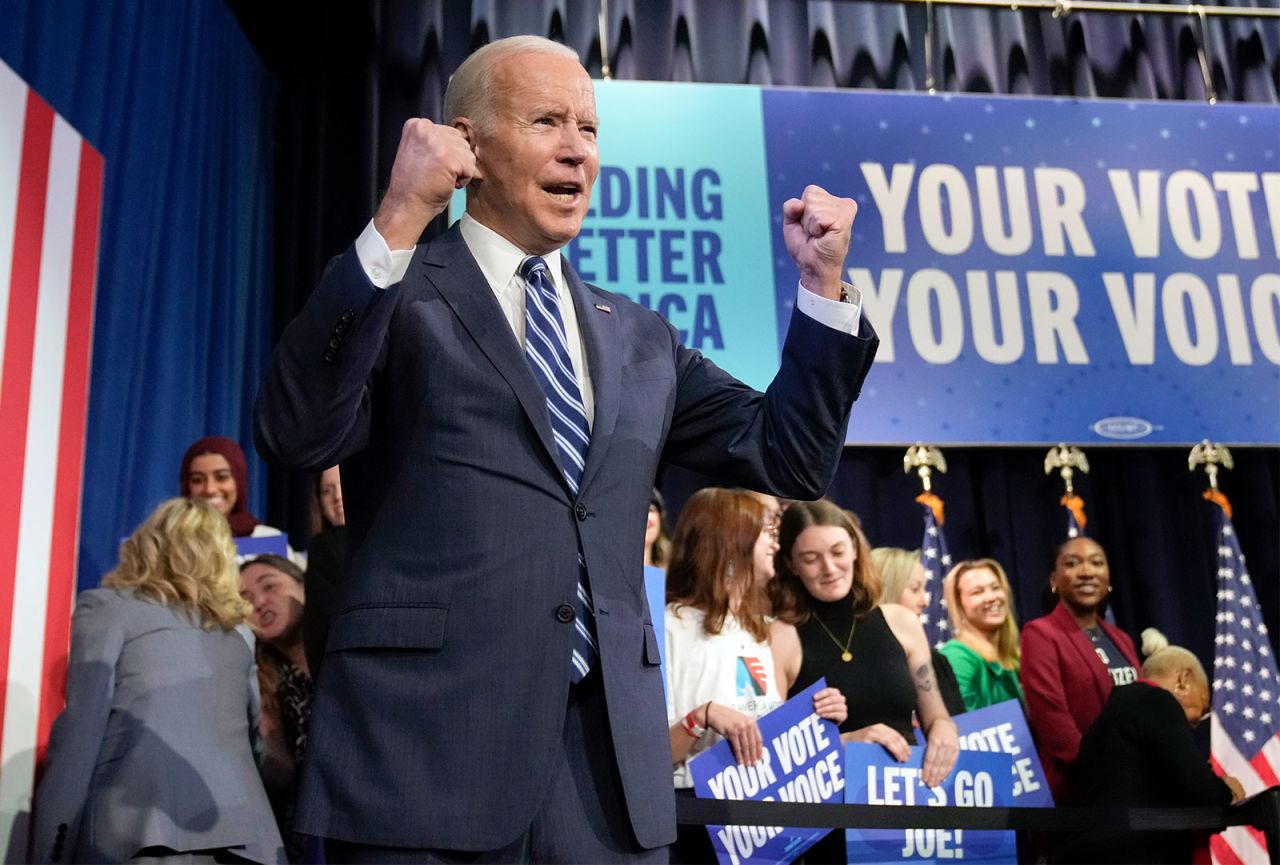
1210;502;1280;803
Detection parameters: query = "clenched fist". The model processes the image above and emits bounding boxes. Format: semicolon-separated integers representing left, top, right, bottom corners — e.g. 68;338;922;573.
782;185;858;301
374;118;478;250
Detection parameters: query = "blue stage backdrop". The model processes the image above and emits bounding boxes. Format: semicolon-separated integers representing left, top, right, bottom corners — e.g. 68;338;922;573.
1;1;276;591
564;81;1279;446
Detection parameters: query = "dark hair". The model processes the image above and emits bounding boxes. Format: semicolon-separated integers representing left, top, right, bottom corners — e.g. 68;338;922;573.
240;553;304;583
647;488;672;567
666;488;770;642
770;499;878;624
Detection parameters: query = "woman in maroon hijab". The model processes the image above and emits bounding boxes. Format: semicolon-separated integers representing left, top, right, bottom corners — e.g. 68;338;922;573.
180;435;288;543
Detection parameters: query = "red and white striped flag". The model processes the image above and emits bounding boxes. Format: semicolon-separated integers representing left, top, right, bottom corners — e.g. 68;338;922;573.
1206;492;1279;865
0;59;102;859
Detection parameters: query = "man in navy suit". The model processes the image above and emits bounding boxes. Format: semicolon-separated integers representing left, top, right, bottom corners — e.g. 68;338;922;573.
255;34;878;863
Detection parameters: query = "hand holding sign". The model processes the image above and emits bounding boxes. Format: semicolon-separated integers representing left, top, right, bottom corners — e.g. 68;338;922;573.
781;185;856;301
708;702;765;766
922;717;960;788
843;723;913;763
811;686;847;727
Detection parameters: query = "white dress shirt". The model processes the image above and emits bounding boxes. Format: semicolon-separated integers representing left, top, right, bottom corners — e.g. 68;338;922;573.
353;215;864;429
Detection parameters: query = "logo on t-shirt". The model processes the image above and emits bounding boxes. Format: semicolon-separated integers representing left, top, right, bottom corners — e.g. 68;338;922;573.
736;656;767;696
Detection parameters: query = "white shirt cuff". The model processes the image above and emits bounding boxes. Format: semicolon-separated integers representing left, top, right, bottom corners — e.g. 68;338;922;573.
795;281;862;335
355;219;414;289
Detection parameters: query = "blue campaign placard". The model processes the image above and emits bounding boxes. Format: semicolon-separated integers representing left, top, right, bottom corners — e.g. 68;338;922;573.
689;679;844;865
235;534;289;559
845;744;1017;865
954;700;1053;808
912;700;1053;808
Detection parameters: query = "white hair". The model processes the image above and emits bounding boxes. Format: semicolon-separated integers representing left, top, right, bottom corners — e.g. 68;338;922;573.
443;36;582;131
1141;627;1208;685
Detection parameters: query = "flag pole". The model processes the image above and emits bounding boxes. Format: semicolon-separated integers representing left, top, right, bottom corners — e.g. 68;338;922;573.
904;444;952;648
1189;438;1235;495
903;443;946;494
1045;444;1090;537
1044;443;1089;496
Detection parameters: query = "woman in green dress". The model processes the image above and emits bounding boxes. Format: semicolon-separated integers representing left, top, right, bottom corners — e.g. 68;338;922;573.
939;558;1024;711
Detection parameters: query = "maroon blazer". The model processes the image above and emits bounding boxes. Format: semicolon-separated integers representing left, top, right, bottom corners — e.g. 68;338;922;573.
1019;601;1140;802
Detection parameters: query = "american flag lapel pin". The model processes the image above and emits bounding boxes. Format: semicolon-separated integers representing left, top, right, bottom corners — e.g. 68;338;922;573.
594;303;612;314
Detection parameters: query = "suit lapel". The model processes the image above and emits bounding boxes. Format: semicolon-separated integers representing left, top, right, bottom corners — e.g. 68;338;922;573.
422;227;560;474
563;260;619;496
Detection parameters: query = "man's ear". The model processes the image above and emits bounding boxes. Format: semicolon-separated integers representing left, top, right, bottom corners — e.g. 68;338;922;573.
454;117;484;181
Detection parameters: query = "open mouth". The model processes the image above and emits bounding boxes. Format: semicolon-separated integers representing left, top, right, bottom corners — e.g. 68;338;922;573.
544;183;582;202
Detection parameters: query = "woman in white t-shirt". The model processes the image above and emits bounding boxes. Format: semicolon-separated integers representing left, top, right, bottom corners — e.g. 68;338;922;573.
665;488;846;863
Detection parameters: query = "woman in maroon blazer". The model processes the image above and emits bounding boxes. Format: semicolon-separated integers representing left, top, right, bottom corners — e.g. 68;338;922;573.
1020;537;1140;802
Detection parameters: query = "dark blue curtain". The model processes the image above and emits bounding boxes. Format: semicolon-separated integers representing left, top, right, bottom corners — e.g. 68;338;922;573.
0;0;276;590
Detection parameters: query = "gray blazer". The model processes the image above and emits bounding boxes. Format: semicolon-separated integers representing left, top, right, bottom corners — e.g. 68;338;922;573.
31;588;285;864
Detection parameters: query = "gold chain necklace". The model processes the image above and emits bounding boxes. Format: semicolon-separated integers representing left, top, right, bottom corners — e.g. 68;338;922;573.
811;611;857;662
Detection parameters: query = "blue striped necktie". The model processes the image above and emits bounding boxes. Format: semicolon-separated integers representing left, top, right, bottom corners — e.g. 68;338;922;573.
520;255;597;682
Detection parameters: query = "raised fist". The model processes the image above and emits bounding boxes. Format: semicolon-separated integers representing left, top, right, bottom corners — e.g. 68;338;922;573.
782;185;858;300
374;118;478;249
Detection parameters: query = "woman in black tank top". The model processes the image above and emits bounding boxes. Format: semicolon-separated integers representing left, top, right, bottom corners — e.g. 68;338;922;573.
769;500;960;864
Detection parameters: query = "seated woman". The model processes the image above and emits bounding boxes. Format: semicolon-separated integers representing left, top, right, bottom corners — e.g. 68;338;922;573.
771;501;959;864
1055;630;1243;864
32;498;284;864
939;558;1025;712
1020;536;1140;802
873;546;966;716
665;488;847;865
240;554;313;862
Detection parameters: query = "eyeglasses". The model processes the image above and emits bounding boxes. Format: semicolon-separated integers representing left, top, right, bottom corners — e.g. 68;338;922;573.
763;522;780;540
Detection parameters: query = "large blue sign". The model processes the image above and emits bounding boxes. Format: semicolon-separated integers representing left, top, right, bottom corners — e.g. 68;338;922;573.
564;82;1280;445
913;699;1053;807
844;744;1017;865
689;679;844;865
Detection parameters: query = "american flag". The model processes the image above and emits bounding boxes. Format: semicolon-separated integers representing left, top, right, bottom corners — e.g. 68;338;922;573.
0;59;102;858
917;492;953;650
1207;495;1279;865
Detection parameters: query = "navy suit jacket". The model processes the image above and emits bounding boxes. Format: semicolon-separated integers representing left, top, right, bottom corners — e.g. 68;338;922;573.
254;223;878;850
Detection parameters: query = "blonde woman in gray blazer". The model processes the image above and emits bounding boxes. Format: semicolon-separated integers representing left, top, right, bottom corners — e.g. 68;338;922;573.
32;498;285;864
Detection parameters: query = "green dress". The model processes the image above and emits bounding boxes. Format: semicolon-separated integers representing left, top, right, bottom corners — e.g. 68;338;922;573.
938;639;1024;712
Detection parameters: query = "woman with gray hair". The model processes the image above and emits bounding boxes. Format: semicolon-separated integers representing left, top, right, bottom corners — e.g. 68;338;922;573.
1056;629;1244;864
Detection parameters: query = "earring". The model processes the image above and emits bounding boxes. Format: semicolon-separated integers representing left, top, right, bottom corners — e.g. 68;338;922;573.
1050;585;1058;595
1107;586;1113;593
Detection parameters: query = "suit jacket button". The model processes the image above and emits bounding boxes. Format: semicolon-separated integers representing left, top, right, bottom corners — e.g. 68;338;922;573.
323;349;337;363
556;604;575;623
340;309;355;323
574;503;588;521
